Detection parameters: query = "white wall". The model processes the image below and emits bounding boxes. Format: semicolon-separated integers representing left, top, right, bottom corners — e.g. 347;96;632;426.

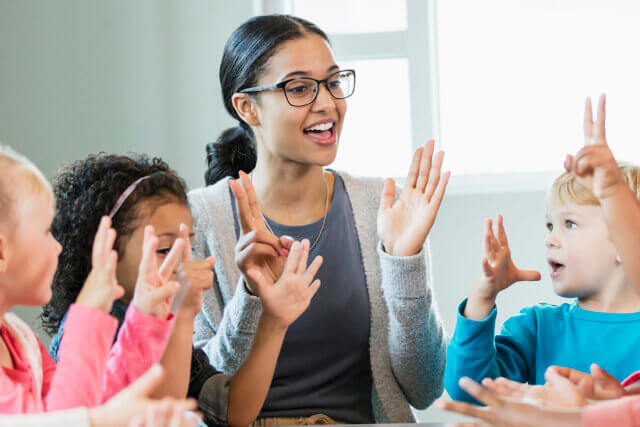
0;1;569;422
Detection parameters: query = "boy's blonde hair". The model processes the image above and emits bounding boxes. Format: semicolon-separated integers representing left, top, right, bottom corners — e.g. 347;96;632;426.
548;162;640;206
0;145;53;225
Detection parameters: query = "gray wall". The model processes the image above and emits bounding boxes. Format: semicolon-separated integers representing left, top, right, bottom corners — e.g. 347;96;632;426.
0;1;567;422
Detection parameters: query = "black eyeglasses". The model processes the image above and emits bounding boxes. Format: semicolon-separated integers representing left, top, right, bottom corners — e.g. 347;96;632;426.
240;69;356;107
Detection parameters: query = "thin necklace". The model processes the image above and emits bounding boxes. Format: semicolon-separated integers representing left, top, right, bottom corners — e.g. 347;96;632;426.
250;172;330;251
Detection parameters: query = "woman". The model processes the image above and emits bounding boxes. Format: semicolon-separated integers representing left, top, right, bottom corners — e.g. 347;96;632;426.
189;14;449;424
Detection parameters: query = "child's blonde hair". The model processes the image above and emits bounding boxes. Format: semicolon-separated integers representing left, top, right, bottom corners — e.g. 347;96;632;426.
548;162;640;206
0;145;52;224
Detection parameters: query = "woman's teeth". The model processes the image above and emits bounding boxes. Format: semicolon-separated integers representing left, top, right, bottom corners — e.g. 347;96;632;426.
305;122;334;132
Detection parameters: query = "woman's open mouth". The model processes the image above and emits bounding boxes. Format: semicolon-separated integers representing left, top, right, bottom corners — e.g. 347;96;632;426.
303;121;336;145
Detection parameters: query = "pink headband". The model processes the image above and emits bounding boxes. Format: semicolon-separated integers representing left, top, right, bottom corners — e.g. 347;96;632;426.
108;175;151;218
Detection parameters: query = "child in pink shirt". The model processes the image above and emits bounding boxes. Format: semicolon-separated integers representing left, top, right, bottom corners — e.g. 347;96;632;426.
0;146;183;413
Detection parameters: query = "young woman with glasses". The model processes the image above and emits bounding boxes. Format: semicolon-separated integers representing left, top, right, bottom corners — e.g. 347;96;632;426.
188;14;450;424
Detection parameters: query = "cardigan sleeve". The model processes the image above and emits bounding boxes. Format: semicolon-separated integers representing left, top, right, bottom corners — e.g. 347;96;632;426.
377;240;447;410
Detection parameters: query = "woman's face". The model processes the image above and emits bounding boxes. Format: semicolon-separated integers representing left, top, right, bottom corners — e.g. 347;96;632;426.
250;34;347;167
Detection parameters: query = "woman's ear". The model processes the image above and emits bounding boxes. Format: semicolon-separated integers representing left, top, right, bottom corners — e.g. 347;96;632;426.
231;93;260;127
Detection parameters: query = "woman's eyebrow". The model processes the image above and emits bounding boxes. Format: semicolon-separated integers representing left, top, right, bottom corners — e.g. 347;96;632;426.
281;65;340;80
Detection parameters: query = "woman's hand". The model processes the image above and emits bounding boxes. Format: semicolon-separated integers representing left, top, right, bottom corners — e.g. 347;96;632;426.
174;223;216;319
377;140;450;257
132;225;185;319
565;94;626;201
464;215;541;320
435;377;583;427
230;171;293;294
76;216;125;312
247;239;323;330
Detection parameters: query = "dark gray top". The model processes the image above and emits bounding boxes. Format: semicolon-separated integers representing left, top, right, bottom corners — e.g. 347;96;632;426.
232;171;374;423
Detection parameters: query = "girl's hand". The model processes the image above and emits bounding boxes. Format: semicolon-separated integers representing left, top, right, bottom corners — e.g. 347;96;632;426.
88;365;199;427
565;94;626;201
76;216;125;312
377;140;450;257
435;377;583;427
132;225;185;319
174;223;215;319
546;364;626;401
230;171;293;294
247;239;323;330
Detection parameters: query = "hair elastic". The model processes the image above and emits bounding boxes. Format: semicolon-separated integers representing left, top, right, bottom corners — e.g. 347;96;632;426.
108;175;151;218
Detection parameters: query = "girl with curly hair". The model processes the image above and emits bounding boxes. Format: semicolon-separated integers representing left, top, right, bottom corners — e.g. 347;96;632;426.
42;153;323;426
0;146;182;413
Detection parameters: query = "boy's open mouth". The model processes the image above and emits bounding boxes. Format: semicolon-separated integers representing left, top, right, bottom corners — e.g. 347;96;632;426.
548;259;566;278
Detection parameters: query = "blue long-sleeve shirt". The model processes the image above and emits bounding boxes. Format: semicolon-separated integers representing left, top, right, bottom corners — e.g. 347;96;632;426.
445;298;640;402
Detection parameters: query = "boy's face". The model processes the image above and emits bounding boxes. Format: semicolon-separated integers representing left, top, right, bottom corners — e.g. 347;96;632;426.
115;202;194;304
1;177;62;307
545;201;620;298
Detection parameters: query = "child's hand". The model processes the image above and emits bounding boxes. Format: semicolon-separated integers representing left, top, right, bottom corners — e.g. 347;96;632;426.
247;239;323;330
132;225;185;319
377;140;450;256
76;216;125;312
465;215;540;320
546;364;626;401
174;223;215;319
482;375;588;409
565;95;626;201
230;171;293;295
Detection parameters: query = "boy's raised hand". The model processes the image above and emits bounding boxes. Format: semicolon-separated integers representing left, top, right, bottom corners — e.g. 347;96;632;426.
565;95;626;201
377;140;450;257
465;215;540;320
132;225;185;319
246;239;323;329
230;171;293;295
76;216;125;312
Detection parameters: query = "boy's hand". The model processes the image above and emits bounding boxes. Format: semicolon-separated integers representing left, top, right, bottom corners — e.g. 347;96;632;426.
132;225;185;319
247;239;323;330
482;374;588;409
230;171;293;295
76;216;125;312
546;364;626;401
464;215;541;320
173;223;215;319
565;94;626;201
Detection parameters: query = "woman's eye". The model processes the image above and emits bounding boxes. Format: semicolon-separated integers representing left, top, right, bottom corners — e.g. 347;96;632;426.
328;80;341;88
287;85;308;94
565;220;577;229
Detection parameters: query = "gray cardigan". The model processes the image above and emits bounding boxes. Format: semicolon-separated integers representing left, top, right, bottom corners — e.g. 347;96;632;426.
188;172;447;423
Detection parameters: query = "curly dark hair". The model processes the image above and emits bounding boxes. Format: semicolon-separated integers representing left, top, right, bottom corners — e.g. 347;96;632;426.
40;153;188;336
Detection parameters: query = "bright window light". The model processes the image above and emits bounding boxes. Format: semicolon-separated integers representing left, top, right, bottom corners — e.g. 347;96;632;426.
438;0;640;176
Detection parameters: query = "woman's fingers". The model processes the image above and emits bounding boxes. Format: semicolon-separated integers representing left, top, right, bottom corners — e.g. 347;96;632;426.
416;140;435;193
303;255;324;286
404;146;424;191
229;178;253;233
425;149;444;200
246;268;268;295
238;171;263;220
238;242;280;261
159;238;186;281
428;169;450;212
459;377;503;407
307;279;322;299
296;239;310;274
236;229;284;256
379;178;396;211
435;399;493;423
283;241;301;275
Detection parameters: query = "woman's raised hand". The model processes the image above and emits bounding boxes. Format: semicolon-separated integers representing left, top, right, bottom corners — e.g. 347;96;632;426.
76;216;125;312
229;171;293;294
246;239;323;329
377;140;450;257
132;225;185;319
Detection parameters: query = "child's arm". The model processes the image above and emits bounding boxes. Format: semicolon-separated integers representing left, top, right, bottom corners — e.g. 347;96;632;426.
225;239;323;426
565;95;640;290
445;216;541;402
102;225;184;401
151;224;216;399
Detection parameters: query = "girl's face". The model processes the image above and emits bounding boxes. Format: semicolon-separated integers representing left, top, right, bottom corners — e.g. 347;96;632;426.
116;200;194;304
250;34;347;167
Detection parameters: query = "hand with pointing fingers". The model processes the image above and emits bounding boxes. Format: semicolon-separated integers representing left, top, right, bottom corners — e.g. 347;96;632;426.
132;225;185;319
76;216;126;312
377;140;451;257
229;171;293;295
174;223;215;319
247;239;323;330
565;94;626;201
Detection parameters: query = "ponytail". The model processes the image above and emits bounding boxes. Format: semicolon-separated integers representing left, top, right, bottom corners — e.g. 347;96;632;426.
205;123;256;185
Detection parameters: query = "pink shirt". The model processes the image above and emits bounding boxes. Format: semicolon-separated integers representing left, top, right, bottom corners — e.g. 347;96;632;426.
0;304;173;414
